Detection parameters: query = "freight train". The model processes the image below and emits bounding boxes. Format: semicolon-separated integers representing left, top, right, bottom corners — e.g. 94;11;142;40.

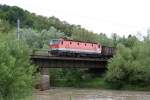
48;38;115;58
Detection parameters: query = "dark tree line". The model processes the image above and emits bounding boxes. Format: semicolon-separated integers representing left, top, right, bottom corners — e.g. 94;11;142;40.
0;4;83;37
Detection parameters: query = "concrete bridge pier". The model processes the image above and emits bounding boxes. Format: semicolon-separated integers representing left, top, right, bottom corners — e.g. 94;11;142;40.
38;68;50;91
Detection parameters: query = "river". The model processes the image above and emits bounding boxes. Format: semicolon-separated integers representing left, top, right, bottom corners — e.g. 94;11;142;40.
35;87;150;100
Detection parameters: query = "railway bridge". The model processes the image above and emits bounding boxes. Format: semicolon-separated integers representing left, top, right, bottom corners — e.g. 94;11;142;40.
31;50;110;90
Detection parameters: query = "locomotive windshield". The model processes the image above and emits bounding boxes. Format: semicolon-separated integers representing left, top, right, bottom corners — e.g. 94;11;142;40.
49;39;62;45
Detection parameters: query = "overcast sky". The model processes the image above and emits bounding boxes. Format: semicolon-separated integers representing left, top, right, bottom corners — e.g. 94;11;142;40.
1;0;150;37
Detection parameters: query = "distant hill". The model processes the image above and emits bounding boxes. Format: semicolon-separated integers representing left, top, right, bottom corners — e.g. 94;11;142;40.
0;4;82;36
0;4;114;46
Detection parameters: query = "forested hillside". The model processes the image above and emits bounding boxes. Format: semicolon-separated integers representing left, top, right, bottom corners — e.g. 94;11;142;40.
0;4;106;38
0;4;74;36
0;4;115;47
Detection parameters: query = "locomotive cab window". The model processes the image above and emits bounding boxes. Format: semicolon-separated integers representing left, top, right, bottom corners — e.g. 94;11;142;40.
49;39;62;45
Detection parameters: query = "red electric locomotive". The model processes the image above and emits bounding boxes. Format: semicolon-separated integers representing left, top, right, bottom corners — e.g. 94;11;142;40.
49;38;102;57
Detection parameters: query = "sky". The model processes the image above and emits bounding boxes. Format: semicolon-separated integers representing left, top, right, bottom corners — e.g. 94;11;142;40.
0;0;150;37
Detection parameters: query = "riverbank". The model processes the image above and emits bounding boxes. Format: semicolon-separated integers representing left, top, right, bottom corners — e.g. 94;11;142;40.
31;87;150;100
53;77;150;91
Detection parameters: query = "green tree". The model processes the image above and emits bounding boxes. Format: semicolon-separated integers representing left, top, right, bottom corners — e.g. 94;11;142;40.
105;38;150;89
111;33;119;47
96;33;114;46
71;27;98;42
0;19;11;33
20;27;65;49
51;68;84;87
0;34;36;100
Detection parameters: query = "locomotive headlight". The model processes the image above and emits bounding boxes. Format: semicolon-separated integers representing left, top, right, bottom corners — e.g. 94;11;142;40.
49;40;53;45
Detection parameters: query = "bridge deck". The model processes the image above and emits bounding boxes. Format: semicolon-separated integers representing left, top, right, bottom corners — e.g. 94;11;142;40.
31;55;107;61
31;55;108;68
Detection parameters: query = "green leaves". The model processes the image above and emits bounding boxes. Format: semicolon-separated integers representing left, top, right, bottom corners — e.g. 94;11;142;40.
20;27;65;49
0;19;11;33
0;34;35;100
105;36;150;89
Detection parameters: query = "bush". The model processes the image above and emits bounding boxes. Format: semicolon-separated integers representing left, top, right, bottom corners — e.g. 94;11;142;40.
105;41;150;89
0;34;36;100
49;68;85;87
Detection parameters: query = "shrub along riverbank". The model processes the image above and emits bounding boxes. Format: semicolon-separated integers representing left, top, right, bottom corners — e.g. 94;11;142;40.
0;34;36;100
53;76;150;91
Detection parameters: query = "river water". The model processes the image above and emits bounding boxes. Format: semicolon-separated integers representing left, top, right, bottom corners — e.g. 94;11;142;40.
35;87;150;100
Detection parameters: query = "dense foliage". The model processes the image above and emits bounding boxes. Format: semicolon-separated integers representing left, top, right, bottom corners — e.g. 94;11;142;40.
0;19;12;33
105;36;150;89
0;34;35;100
0;4;86;37
49;68;85;87
20;27;65;49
